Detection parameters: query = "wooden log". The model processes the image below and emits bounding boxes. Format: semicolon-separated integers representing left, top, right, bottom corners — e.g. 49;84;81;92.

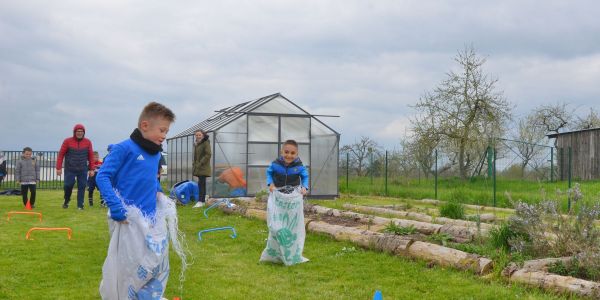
307;221;413;254
508;269;600;298
343;204;494;233
407;241;493;275
438;224;474;243
343;204;433;223
419;199;515;213
311;205;442;235
466;213;496;222
435;216;494;232
521;257;573;272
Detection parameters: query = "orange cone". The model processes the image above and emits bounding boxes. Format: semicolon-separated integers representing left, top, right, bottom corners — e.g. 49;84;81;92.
25;199;32;210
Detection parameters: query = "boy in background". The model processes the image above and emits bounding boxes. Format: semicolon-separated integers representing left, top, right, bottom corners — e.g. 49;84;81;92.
97;102;175;299
15;147;40;208
87;151;103;207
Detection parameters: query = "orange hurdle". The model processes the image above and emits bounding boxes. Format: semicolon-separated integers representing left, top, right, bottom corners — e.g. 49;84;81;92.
7;211;43;222
26;227;72;240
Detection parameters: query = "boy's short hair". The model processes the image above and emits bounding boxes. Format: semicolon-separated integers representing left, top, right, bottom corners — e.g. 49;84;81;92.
93;151;99;155
138;102;176;127
283;140;298;148
23;147;32;153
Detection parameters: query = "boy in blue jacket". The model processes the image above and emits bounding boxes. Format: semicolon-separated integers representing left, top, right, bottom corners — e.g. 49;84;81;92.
97;102;175;299
266;139;309;195
97;102;175;221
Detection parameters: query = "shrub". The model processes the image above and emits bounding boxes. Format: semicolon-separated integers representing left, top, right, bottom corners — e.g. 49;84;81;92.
427;233;453;246
384;222;417;235
488;223;520;252
439;201;465;220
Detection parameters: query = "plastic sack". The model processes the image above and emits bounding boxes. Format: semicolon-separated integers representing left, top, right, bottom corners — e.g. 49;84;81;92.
100;193;187;299
259;187;309;266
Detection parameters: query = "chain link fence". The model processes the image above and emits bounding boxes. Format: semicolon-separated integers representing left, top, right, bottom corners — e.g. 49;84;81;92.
340;138;600;208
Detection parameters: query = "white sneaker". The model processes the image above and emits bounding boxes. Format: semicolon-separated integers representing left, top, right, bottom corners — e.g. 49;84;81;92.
193;201;205;208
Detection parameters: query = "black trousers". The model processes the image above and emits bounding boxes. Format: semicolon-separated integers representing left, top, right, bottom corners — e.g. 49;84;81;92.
21;184;36;206
198;176;207;203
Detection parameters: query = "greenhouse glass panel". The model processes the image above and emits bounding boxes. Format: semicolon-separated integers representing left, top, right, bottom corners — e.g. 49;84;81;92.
281;117;310;143
310;120;338;195
249;143;278;166
247;166;268;195
253;96;305;114
248;115;278;142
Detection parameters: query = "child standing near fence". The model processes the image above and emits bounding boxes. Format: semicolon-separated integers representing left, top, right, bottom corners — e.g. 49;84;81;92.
15;147;40;208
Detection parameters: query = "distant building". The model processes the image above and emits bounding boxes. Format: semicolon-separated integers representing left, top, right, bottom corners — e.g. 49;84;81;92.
547;128;600;180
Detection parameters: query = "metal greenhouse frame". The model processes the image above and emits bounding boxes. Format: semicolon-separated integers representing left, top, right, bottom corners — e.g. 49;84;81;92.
166;93;340;198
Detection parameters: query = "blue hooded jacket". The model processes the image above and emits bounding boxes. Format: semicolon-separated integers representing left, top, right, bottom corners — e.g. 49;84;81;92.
96;139;161;221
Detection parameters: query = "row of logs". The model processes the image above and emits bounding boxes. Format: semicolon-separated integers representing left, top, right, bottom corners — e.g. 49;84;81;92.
218;200;493;275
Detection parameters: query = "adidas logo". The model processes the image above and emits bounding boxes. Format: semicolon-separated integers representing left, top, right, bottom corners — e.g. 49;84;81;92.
137;154;145;161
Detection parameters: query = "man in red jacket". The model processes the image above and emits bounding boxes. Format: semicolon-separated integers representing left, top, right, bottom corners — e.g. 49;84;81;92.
56;124;95;210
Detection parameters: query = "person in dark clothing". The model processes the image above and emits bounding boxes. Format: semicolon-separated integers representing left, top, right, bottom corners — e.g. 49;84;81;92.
56;124;95;210
192;129;211;207
0;152;6;187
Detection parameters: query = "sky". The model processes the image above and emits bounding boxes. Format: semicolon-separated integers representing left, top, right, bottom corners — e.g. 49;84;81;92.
2;0;600;154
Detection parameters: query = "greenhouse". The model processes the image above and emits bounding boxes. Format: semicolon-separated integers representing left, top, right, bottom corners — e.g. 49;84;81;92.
166;93;339;198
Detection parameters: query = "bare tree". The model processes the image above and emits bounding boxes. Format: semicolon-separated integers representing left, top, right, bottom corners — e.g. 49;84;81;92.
573;107;600;130
341;136;379;177
531;103;573;137
512;113;547;175
411;45;512;179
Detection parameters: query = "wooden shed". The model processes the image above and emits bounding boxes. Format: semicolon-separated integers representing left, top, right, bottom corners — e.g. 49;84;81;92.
547;128;600;180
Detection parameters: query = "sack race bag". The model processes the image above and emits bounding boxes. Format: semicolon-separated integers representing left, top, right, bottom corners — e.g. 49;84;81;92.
100;193;187;299
259;187;309;266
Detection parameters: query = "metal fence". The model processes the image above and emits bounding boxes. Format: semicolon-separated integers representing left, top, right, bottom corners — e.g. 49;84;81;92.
0;150;64;189
340;138;600;208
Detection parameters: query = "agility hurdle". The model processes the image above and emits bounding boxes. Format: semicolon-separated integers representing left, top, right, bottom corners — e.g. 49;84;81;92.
7;211;43;222
26;227;72;240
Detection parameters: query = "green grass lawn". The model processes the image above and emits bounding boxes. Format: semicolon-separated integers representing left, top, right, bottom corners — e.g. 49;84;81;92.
340;176;600;209
0;190;579;299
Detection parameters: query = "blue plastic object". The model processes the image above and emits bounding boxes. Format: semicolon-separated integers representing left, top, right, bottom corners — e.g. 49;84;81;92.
169;180;200;205
373;290;382;300
198;226;237;240
203;198;235;218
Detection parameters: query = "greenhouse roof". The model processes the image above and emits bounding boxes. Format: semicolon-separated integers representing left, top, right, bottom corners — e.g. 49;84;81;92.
169;93;338;139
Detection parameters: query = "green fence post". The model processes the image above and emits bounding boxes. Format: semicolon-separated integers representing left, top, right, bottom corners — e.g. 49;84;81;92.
493;147;497;207
568;146;572;211
385;150;388;196
550;147;554;182
435;149;438;200
346;152;349;192
370;152;373;185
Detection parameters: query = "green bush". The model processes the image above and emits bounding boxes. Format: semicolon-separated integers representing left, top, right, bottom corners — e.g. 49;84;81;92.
439;201;465;219
488;223;518;252
384;222;417;235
